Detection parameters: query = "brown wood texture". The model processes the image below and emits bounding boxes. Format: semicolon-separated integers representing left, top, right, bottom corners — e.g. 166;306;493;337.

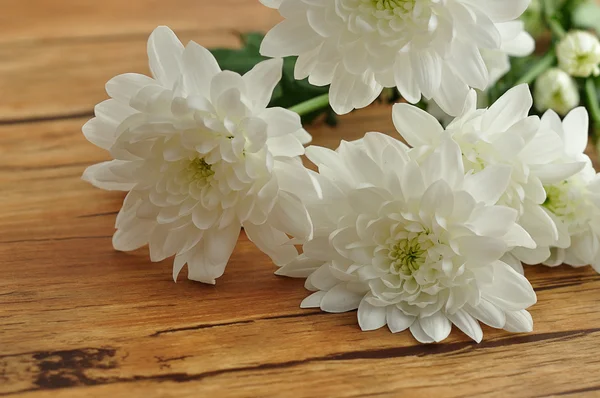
2;1;600;397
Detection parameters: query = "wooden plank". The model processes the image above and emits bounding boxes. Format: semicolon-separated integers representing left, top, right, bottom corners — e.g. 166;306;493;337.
0;31;241;122
0;0;282;121
0;0;280;43
2;107;600;397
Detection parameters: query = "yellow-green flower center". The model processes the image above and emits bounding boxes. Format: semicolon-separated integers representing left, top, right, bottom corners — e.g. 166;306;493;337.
370;0;416;12
543;182;572;217
188;158;214;181
389;236;430;275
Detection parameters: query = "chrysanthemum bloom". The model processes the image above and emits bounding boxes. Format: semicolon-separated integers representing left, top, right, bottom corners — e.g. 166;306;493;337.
83;26;313;284
534;68;580;116
278;134;537;343
557;30;600;78
392;85;584;272
259;0;531;116
539;108;600;272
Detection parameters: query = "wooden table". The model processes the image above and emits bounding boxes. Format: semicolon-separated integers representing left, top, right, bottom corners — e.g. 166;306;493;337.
2;1;600;397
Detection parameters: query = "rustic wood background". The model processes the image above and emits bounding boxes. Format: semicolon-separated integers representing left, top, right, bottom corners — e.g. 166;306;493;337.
2;1;600;397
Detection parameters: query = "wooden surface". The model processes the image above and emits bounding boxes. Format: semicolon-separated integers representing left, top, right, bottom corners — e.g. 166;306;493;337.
2;1;600;397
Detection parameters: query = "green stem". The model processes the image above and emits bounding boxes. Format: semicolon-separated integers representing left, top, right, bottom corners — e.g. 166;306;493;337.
542;0;566;39
585;78;600;131
515;51;556;86
547;18;566;39
288;93;330;116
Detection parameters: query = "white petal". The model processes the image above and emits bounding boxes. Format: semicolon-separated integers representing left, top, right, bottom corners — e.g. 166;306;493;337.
260;19;323;57
386;306;416;333
411;50;442;99
301;291;326;308
357;299;387;331
482;84;532;132
462;0;530;23
511;246;551;265
450;40;489;90
186;223;241;284
394;53;421;103
172;251;189;282
503;310;533;333
456;235;507;264
307;263;339;291
462;164;512;205
210;71;246;104
447;310;483;343
182;41;221;94
269;191;313;240
112;219;154;252
392;103;443;147
275;254;323;278
82;161;135;191
503;223;537;249
521;128;564;164
409;320;435;344
259;107;304;138
243;58;283;110
267;135;305;158
259;0;282;8
106;73;156;103
485;261;537;311
244;222;298;266
419;312;452;342
468;206;518;237
432;66;470;117
147;26;184;88
530;162;586;185
562;107;589;156
465;299;506;328
320;284;363;313
501;253;525;274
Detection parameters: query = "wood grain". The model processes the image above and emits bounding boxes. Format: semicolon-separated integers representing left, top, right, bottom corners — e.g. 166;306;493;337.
2;1;600;398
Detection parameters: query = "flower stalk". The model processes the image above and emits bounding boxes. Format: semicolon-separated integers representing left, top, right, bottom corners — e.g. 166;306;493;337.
542;0;566;39
516;51;556;85
288;93;330;117
585;78;600;141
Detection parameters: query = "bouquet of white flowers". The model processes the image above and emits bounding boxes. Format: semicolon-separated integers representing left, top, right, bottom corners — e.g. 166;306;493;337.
82;0;600;344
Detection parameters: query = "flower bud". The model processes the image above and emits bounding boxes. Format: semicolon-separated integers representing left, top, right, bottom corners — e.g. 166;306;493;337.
557;30;600;77
534;68;580;116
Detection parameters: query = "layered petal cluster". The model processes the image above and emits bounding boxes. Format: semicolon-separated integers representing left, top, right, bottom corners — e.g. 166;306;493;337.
82;26;313;284
278;134;537;343
540;108;600;272
392;85;584;272
557;30;600;78
259;0;532;115
534;68;580;116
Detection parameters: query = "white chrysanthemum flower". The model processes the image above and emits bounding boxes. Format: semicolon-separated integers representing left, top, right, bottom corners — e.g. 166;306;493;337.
259;0;531;116
392;85;584;272
539;108;600;272
278;134;537;343
82;26;314;284
534;68;580;116
557;30;600;78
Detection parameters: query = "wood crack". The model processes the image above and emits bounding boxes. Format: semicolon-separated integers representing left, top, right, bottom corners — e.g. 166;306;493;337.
149;311;325;337
0;235;111;244
2;328;599;396
0;111;94;126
